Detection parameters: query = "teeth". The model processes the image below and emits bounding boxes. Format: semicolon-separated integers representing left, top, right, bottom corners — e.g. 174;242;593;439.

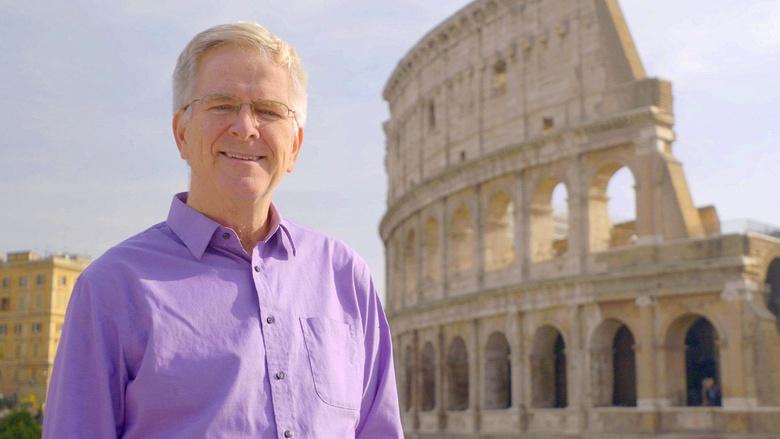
224;152;261;161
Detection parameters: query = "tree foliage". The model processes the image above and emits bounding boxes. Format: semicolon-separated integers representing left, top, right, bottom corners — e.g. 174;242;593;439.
0;409;42;439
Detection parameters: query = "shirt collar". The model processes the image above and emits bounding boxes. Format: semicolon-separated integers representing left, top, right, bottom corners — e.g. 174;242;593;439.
166;192;296;260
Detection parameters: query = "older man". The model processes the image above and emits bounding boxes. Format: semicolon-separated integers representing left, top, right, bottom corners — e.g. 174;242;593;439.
43;23;403;438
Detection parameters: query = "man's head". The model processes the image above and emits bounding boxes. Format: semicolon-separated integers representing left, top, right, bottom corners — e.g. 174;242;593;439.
172;22;307;207
173;22;307;127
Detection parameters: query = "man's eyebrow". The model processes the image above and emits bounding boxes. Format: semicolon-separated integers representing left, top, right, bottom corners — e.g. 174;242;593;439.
202;93;237;100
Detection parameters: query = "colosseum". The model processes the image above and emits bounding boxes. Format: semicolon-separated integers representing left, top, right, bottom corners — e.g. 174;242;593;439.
379;0;780;438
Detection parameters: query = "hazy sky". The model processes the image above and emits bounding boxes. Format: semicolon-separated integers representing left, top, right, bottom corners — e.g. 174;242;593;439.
1;0;778;294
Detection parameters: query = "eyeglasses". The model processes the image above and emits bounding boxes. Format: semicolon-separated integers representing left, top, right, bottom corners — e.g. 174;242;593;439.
181;94;297;125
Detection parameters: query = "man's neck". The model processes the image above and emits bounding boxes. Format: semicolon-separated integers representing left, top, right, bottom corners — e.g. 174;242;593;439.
187;189;272;254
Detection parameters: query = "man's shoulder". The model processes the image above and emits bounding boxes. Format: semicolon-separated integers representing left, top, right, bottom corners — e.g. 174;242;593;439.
282;219;369;272
80;221;182;281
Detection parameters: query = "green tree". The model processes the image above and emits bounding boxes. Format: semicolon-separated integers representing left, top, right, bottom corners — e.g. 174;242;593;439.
0;409;42;439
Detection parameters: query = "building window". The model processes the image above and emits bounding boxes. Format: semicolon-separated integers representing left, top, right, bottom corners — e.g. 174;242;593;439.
428;101;436;129
18;276;27;288
32;323;42;334
36;274;45;285
0;324;7;335
0;298;9;311
1;277;8;288
14;324;22;335
60;275;68;286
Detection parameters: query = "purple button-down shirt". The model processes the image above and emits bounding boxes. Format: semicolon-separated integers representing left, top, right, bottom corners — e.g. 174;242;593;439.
43;193;403;438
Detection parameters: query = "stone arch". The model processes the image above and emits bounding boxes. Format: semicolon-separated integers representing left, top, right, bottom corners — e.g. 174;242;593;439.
766;257;780;324
530;178;569;262
420;341;437;411
664;314;722;406
484;331;511;409
590;319;637;407
531;325;568;408
484;191;515;272
404;344;414;412
449;205;475;275
423;217;441;285
404;229;417;302
446;336;469;411
588;162;638;252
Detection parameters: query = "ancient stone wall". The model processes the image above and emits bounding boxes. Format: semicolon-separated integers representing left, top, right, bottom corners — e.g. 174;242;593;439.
382;1;780;437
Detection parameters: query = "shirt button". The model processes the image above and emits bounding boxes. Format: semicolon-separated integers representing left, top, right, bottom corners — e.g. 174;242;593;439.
284;430;293;438
266;316;275;324
221;232;230;240
275;371;285;380
254;265;261;272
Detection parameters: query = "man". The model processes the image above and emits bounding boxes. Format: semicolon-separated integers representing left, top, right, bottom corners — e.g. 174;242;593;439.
43;22;403;438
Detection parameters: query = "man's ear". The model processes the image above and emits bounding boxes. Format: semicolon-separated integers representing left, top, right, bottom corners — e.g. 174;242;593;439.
172;111;189;159
286;126;304;173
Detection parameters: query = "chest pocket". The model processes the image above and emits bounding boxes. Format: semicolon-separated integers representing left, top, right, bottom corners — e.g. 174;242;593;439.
300;317;362;411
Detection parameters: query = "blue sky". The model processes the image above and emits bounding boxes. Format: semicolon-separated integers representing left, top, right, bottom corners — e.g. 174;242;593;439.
1;0;778;294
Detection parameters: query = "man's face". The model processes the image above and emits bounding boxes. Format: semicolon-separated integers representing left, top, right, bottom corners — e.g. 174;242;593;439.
173;45;303;205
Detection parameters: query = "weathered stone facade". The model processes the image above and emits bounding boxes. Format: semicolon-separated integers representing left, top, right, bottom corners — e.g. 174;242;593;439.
380;1;780;437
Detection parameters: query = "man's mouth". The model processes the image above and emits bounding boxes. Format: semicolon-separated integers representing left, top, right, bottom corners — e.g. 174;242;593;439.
221;152;264;161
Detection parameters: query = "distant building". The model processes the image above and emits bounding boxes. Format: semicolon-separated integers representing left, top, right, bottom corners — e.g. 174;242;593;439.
0;251;89;407
381;0;780;437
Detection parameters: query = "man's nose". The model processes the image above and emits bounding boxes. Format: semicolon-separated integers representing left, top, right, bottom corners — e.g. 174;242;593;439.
229;104;260;140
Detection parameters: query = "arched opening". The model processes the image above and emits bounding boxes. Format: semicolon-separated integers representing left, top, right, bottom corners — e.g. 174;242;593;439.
766;258;780;326
590;320;636;407
492;59;508;95
421;342;437;411
446;337;469;411
450;205;475;276
423;218;441;285
613;326;637;406
685;318;721;406
484;332;511;409
665;314;722;406
484;192;515;272
404;345;414;411
428;100;436;129
530;179;569;262
588;163;637;252
531;326;567;408
404;230;417;303
554;334;567;408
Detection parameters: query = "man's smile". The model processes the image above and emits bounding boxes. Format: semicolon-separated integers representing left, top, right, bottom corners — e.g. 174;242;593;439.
220;151;266;161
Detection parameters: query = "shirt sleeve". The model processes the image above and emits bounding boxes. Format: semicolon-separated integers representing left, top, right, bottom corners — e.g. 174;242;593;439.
355;272;404;438
43;273;127;438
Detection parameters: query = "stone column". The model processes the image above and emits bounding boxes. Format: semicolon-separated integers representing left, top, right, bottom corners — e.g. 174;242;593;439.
635;295;661;411
475;184;485;288
721;280;761;409
471;318;481;431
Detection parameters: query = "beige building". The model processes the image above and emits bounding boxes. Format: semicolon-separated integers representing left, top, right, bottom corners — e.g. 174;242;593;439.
0;251;89;407
380;0;780;437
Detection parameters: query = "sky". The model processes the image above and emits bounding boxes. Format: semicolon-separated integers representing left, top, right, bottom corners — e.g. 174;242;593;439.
1;0;778;296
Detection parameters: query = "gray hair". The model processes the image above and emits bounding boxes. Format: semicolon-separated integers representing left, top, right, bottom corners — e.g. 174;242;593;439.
173;22;308;127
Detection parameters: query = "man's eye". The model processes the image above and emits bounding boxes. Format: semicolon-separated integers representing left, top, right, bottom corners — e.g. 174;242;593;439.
209;104;237;112
254;106;284;120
